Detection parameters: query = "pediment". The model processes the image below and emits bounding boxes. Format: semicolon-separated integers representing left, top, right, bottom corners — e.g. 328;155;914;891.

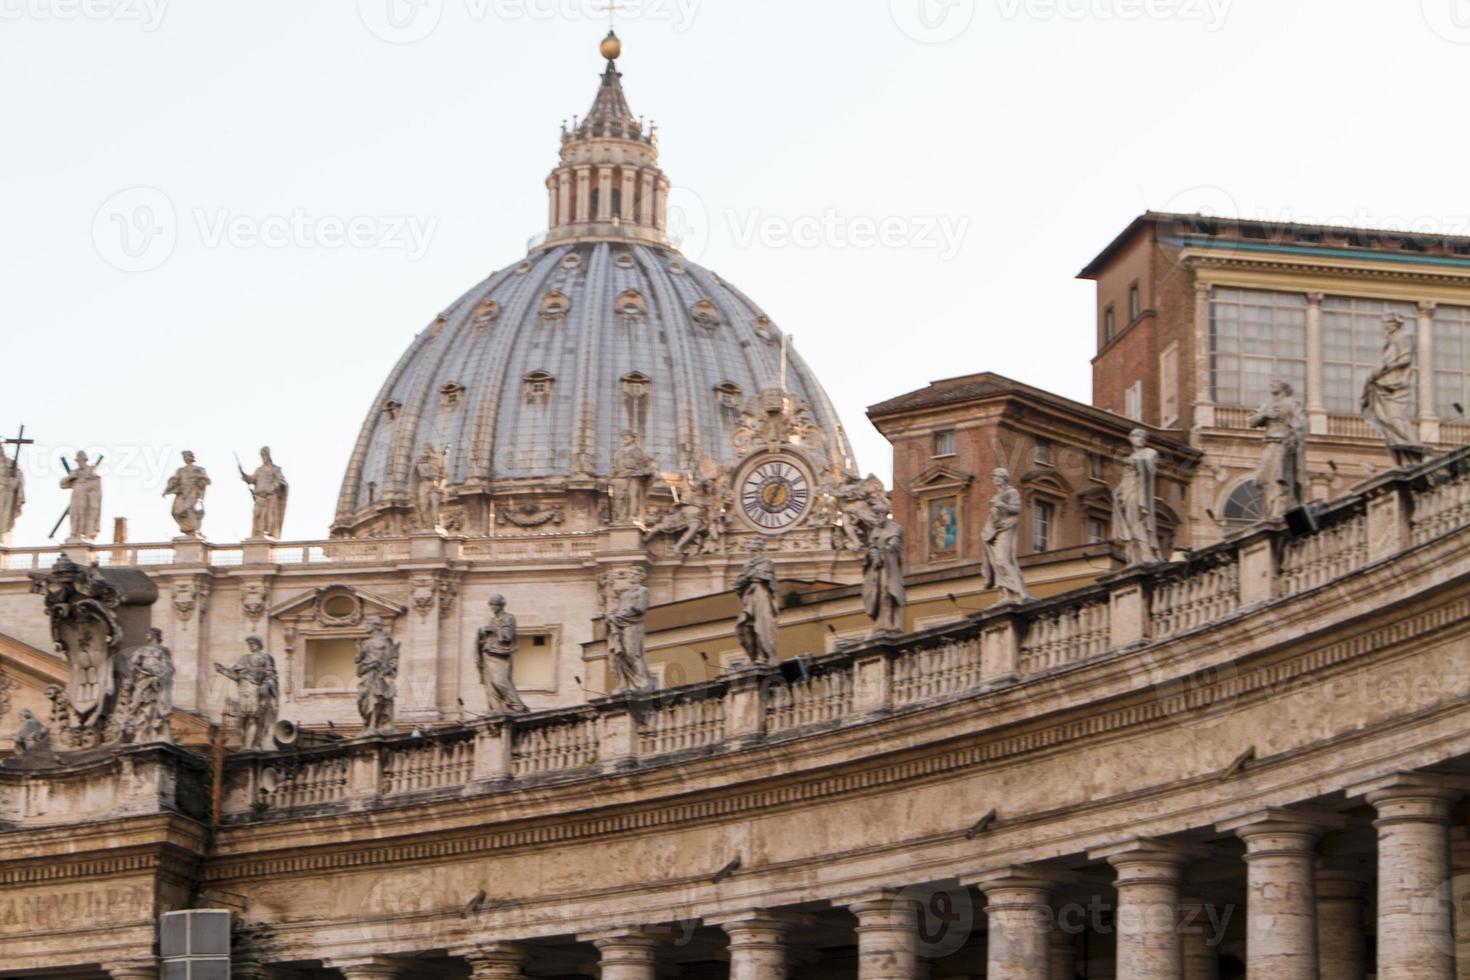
268;585;407;628
1019;469;1074;497
908;464;973;495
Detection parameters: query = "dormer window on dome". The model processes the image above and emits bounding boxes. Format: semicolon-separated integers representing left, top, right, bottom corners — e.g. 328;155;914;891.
540;290;571;321
524;371;555;404
615;288;647;317
691;299;722;327
439;382;465;409
473;298;500;328
382;400;402;421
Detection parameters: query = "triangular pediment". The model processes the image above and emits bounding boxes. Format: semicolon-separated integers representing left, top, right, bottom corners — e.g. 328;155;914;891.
908;464;973;495
268;585;407;625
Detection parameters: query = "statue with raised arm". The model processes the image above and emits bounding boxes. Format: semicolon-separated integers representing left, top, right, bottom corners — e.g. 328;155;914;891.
734;540;780;663
164;450;210;536
1362;314;1427;467
60;451;102;544
123;627;174;744
610;431;655;524
1247;380;1308;520
605;568;655;693
1113;428;1164;565
980;468;1033;605
0;446;23;542
412;445;448;530
476;595;529;714
214;636;280;750
355;616;399;736
863;517;907;635
241;446;288;540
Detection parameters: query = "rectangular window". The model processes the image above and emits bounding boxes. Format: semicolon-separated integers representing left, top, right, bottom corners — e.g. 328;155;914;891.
1086;516;1108;545
1088;452;1104;481
1434;305;1470;419
1322;296;1418;414
1032;500;1054;553
304;637;358;692
1124;380;1143;421
933;429;956;457
1209;288;1308;408
513;630;557;691
1159;342;1180;427
1103;306;1116;344
1129;282;1142;321
1033;441;1052;465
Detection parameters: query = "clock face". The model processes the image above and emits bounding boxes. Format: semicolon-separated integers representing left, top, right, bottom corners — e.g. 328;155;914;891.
738;457;813;533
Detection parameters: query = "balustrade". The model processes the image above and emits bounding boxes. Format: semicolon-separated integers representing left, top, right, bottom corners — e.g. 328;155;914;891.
1278;509;1367;595
891;636;983;705
1018;597;1110;674
381;732;476;795
765;666;853;733
1149;557;1240;640
637;694;725;755
1413;464;1470;545
511;715;602;776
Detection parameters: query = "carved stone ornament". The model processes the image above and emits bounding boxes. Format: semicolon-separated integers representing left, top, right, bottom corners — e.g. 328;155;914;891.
497;501;566;529
27;554;159;748
240;580;268;623
171;577;212;621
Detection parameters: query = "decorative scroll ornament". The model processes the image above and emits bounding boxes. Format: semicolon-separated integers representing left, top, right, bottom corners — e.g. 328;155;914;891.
497;501;566;529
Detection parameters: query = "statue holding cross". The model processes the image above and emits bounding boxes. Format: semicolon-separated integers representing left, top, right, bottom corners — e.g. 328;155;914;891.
0;425;30;544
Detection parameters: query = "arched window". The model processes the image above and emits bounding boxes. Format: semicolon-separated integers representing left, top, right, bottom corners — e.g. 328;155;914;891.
691;299;722;327
523;371;555;404
472;298;500;329
615;289;647;317
1222;481;1266;529
439;382;465;409
540;290;571;321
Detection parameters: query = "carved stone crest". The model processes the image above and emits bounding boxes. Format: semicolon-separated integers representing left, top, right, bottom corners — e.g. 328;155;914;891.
170;577;212;621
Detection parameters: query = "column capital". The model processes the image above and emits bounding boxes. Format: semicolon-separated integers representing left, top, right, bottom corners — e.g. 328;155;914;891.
1306;291;1326;304
104;961;159;980
1420;300;1439;316
451;942;530;978
580;925;665;952
1089;838;1211;885
1216;807;1346;851
1347;771;1466;811
842;888;922;927
710;908;815;933
1194;280;1213;297
324;957;406;979
963;866;1079;902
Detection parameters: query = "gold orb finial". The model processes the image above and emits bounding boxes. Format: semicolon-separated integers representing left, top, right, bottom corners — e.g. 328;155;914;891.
601;30;621;61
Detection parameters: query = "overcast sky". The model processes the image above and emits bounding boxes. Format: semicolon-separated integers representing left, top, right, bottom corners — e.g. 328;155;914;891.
2;0;1465;545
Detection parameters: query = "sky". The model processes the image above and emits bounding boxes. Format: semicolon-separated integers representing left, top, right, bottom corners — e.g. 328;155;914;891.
2;0;1467;546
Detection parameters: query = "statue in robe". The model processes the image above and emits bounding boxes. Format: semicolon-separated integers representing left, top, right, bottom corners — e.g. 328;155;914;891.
863;517;907;635
60;451;102;544
355;616;399;736
240;447;289;539
605;568;655;693
476;595;529;714
610;431;655;524
164;451;210;536
1362;314;1426;467
734;541;780;663
980;468;1033;605
0;447;23;542
1247;381;1309;520
1113;428;1164;565
123;628;174;744
412;445;449;530
214;636;280;750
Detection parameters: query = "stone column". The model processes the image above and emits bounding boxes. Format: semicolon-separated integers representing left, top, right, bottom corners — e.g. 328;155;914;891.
848;890;923;979
638;170;655;226
1451;827;1470;980
1306;292;1328;434
557;170;572;228
1216;809;1343;980
454;942;530;979
620;168;638;223
1178;898;1219;980
1049;923;1076;980
1090;840;1202;980
1192;281;1215;429
586;928;661;980
105;961;159;980
1354;774;1460;980
1418;300;1440;442
596;166;614;221
1314;864;1367;980
574;166;591;223
716;910;810;980
973;871;1062;980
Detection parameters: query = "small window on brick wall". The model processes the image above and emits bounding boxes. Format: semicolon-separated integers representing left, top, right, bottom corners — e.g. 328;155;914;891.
933;429;956;457
1033;500;1055;553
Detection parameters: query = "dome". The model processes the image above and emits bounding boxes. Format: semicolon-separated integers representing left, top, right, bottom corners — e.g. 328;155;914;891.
332;45;853;537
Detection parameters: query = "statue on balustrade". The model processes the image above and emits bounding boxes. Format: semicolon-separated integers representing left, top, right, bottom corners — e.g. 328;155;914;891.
1362;314;1427;467
980;468;1033;605
643;472;729;557
59;450;102;544
412;444;449;531
164;450;210;537
1247;380;1308;520
12;709;51;758
863;517;907;635
1113;428;1164;566
214;636;280;751
476;595;530;714
240;446;289;540
355;616;400;736
610;430;656;525
605;567;655;694
0;445;24;543
832;474;890;552
122;628;174;744
734;539;780;663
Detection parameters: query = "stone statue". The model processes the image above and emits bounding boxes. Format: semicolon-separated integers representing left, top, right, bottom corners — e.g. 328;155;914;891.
355;616;399;736
59;451;102;544
476;595;529;714
980;468;1033;605
1113;428;1164;565
1248;381;1309;520
832;475;890;552
643;473;728;557
164;450;210;537
214;636;280;751
122;628;174;744
412;445;449;530
610;431;655;524
1362;314;1426;467
0;447;23;542
734;540;780;663
604;568;655;694
862;518;907;635
13;709;51;757
240;447;289;540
